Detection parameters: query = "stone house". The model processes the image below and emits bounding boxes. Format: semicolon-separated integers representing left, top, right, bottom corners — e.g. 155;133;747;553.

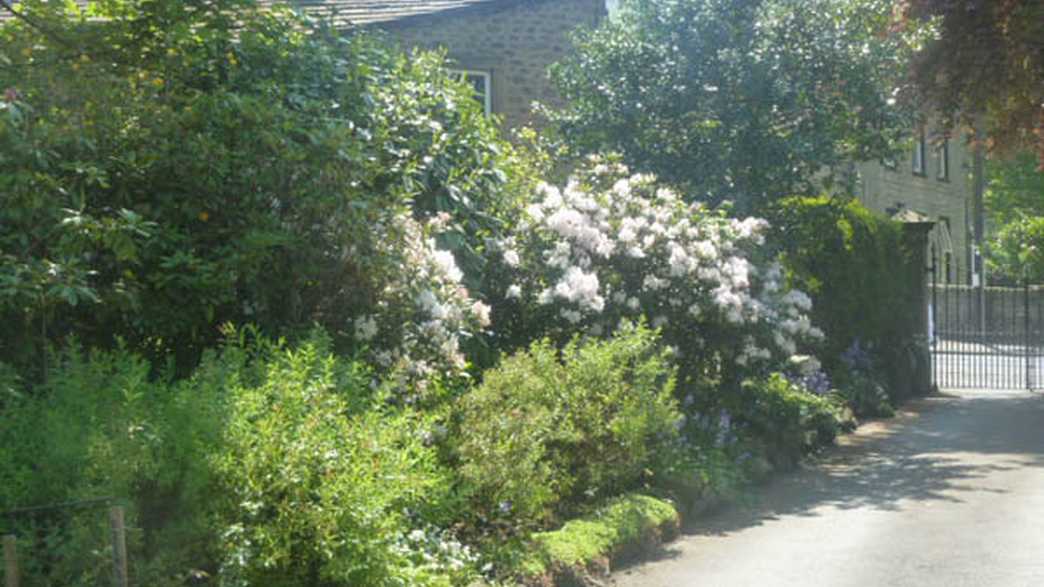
857;127;976;284
274;0;609;130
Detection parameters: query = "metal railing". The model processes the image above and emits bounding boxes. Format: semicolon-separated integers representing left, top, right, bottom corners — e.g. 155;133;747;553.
930;254;1044;390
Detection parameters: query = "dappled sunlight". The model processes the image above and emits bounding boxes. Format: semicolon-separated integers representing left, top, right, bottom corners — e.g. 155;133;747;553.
685;391;1044;534
613;392;1044;579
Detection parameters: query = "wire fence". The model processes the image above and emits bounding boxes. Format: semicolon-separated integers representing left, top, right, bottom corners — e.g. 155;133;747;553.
2;497;128;587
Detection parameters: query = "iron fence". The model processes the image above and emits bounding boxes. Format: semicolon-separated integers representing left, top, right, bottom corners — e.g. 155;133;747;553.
930;253;1044;390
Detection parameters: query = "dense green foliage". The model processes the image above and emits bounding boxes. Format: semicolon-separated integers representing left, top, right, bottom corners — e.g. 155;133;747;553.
548;0;912;211
0;2;929;583
902;0;1044;163
0;332;476;586
0;341;228;585
834;370;895;419
986;152;1044;226
213;335;468;586
989;217;1044;283
730;373;843;469
768;196;912;375
985;152;1044;282
455;323;681;530
0;0;527;374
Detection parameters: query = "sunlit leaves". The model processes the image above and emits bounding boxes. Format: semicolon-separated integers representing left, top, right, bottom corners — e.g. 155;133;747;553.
549;0;915;212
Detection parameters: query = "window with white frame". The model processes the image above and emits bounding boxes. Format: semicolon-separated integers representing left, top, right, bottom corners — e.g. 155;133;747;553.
912;127;926;175
451;69;492;116
936;137;949;181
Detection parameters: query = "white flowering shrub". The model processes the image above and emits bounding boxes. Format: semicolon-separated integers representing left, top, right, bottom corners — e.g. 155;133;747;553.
391;524;481;585
489;160;822;381
349;213;490;398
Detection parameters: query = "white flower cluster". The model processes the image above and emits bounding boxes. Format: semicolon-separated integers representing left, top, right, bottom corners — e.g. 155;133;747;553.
392;524;479;578
353;214;490;394
502;161;821;369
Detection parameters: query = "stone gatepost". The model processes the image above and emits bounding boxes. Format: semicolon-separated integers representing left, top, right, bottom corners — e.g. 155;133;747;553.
892;209;935;398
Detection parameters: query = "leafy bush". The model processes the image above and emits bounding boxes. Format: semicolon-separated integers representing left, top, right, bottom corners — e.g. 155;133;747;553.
487;160;822;385
0;2;526;376
0;331;477;586
987;214;1044;283
548;0;912;212
212;333;468;586
0;345;213;586
725;373;843;469
455;323;681;530
834;340;895;418
835;372;895;419
768;196;913;387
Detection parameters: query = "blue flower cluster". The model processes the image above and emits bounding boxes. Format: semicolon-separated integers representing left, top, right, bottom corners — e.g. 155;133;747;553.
796;369;832;395
840;338;874;372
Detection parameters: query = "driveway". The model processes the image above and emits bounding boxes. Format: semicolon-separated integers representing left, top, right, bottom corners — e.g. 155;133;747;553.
612;390;1044;587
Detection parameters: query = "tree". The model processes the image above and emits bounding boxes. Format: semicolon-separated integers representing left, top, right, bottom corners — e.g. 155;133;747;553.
548;0;914;212
901;0;1044;165
984;152;1044;281
0;0;527;374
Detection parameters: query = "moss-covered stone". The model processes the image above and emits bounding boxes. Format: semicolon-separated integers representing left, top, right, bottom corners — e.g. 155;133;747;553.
519;494;680;585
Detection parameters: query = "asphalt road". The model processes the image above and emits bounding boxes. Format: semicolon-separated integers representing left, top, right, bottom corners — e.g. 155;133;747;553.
612;390;1044;587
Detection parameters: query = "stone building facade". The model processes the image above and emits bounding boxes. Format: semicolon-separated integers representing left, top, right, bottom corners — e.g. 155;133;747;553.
857;129;975;283
375;0;605;130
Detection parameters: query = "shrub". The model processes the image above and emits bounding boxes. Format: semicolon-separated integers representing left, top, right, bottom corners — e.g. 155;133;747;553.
0;331;476;586
0;345;212;586
0;2;526;376
725;373;843;469
487;160;822;385
767;196;914;391
836;371;895;419
834;340;895;418
212;333;467;586
455;323;681;530
351;213;491;400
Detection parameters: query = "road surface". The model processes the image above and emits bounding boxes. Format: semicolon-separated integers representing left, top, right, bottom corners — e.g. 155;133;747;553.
613;390;1044;587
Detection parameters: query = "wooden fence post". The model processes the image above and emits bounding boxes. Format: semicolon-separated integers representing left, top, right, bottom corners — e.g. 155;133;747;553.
109;506;128;587
3;534;18;587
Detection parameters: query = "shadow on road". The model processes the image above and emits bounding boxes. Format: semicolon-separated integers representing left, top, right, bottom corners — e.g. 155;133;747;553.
646;391;1044;563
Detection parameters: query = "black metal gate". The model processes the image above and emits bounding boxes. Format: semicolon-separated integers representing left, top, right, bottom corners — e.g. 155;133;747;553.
930;253;1044;390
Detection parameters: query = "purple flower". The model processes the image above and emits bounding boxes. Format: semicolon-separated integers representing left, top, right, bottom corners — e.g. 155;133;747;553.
841;339;874;372
715;410;733;447
2;88;19;103
786;370;832;395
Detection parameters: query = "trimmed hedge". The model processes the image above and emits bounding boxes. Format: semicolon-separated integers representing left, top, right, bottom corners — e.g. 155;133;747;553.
768;196;917;398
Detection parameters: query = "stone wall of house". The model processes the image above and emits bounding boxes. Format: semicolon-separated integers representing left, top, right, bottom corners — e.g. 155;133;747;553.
857;135;974;278
379;0;604;130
